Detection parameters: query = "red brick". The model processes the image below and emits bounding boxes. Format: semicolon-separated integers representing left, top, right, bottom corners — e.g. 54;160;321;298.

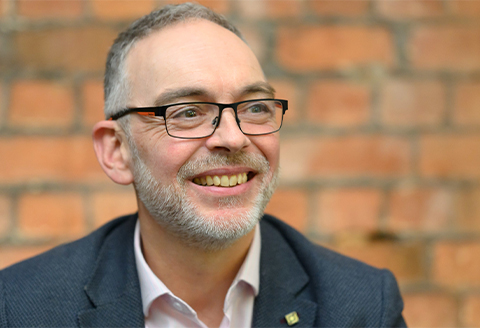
380;79;446;127
265;188;308;232
420;134;480;178
237;24;267;64
277;26;394;71
92;191;137;228
269;79;298;126
462;295;480;327
8;80;74;128
17;0;83;19
0;136;107;183
91;0;154;20
0;0;6;17
434;241;480;287
456;188;480;232
409;26;480;71
331;241;424;283
0;82;3;126
388;186;452;233
14;26;118;72
306;81;371;127
453;82;480;126
308;0;370;16
403;293;457;327
0;35;8;73
316;188;381;234
82;79;104;127
450;0;480;17
18;192;86;239
0;195;11;238
158;0;230;15
0;244;56;269
280;135;411;182
195;0;230;14
376;0;444;19
238;0;301;19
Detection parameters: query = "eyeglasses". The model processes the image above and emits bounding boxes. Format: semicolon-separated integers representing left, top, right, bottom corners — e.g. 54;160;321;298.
109;98;288;139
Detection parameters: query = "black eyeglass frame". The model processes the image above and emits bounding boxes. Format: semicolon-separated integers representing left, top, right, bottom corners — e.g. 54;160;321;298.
108;98;288;140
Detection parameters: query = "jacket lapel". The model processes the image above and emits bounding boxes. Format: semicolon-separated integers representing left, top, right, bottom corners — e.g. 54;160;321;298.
78;215;144;327
252;219;317;327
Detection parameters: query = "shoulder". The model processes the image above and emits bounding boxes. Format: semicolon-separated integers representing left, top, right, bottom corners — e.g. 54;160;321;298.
260;214;381;275
0;214;137;326
259;214;406;327
1;214;136;278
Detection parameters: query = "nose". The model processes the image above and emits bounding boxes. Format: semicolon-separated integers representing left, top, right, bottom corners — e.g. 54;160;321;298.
205;108;251;153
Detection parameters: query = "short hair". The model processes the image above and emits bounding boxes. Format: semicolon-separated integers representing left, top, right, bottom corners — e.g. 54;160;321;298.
103;2;244;120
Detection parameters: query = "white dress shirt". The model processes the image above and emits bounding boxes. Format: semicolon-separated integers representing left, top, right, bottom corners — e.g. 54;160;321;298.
134;220;261;328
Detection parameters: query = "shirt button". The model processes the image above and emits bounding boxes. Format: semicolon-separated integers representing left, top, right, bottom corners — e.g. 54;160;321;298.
171;299;187;313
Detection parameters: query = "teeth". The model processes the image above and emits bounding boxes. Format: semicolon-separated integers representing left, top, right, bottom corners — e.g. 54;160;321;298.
193;173;250;187
206;176;214;186
220;176;229;187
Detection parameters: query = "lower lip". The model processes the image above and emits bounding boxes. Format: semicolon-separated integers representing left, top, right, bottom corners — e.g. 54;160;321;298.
189;177;253;196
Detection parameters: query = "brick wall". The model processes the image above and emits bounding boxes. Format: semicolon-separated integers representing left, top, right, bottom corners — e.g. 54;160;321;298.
1;0;479;326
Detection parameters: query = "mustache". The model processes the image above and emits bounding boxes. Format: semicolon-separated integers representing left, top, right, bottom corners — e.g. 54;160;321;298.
177;152;270;182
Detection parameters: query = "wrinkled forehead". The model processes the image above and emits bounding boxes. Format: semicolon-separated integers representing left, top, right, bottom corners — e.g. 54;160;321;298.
124;19;266;104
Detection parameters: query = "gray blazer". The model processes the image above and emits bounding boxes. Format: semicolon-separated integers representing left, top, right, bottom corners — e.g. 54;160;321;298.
0;214;406;327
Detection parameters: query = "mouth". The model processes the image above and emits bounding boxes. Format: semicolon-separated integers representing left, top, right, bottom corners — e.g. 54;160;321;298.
192;172;254;188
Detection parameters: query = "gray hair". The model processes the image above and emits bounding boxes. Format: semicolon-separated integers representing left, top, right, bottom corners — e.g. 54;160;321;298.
103;2;244;120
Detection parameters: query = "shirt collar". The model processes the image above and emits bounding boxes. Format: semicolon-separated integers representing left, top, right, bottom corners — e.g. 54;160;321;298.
134;219;171;316
231;223;261;297
134;219;261;316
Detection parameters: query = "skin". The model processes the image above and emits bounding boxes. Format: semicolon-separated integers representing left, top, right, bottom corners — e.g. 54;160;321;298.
93;19;280;327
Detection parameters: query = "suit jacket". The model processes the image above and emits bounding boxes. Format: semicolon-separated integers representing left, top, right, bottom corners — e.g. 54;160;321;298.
0;214;406;327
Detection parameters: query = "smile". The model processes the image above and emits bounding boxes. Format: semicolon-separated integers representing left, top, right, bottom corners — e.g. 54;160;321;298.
192;172;250;188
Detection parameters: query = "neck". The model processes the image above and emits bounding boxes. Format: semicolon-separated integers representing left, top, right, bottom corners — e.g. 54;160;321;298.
138;208;256;326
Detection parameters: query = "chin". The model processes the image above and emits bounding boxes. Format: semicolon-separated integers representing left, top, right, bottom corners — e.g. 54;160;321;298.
176;190;270;250
161;205;262;252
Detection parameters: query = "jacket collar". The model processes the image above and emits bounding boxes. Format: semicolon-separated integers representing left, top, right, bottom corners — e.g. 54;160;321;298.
252;217;317;327
78;214;144;327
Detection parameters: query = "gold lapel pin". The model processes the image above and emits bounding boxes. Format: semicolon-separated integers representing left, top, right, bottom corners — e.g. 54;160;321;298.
284;311;299;326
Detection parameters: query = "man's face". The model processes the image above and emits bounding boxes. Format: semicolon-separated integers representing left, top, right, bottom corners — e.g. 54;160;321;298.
124;19;280;249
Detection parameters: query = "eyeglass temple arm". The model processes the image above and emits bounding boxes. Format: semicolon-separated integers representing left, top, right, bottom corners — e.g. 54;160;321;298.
108;109;157;121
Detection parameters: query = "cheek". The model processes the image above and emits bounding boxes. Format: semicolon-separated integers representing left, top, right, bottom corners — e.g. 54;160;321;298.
131;120;204;182
253;135;280;171
146;140;204;182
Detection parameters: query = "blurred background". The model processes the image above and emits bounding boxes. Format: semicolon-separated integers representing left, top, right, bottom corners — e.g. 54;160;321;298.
1;0;480;326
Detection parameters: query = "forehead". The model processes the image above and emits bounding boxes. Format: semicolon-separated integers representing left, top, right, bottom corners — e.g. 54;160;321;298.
125;19;266;104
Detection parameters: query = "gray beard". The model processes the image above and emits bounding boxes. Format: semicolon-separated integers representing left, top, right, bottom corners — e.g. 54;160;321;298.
131;151;279;251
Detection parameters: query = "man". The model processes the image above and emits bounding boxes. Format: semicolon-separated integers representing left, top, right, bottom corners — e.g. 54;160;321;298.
0;3;406;327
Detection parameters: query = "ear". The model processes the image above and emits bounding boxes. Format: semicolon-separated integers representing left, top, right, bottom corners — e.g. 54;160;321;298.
92;120;134;185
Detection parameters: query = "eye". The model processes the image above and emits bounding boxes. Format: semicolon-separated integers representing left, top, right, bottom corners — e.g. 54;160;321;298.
183;109;197;118
168;106;204;119
247;103;269;114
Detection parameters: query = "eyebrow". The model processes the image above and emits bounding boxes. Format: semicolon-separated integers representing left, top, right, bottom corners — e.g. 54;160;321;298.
153;81;276;107
238;81;276;98
153;88;208;107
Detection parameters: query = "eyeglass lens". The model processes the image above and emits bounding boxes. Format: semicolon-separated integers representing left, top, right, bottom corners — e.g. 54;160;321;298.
164;100;284;138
